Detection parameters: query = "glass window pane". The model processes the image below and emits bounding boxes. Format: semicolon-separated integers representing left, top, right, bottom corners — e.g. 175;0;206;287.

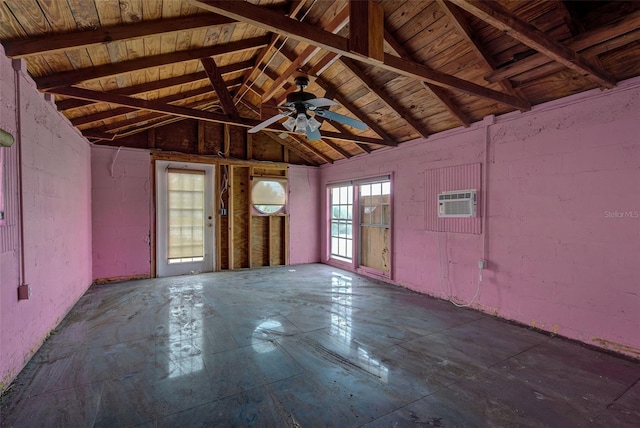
340;187;348;203
252;179;286;214
331;237;339;254
382;181;390;195
347;186;353;204
332;188;339;205
372;182;382;196
167;171;205;260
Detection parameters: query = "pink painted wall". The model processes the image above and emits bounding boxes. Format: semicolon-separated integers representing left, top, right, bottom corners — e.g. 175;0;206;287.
0;48;92;390
320;78;640;358
91;145;152;281
288;165;321;264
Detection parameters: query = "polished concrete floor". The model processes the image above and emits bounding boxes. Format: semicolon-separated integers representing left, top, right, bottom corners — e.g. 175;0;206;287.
1;264;639;427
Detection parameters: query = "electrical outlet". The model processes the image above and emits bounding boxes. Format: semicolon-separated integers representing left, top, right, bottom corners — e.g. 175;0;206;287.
18;284;31;300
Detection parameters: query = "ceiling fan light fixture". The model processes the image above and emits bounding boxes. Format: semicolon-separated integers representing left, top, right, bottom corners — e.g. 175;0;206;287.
294;113;307;133
307;116;320;132
283;116;296;132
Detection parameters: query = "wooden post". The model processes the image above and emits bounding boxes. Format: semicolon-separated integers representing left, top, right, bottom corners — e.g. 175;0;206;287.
349;1;384;63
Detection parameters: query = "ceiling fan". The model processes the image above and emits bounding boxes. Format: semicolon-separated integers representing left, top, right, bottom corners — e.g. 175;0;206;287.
248;76;367;141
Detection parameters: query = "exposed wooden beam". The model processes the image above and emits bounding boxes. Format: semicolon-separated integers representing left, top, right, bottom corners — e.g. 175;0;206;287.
510;28;640;85
382;28;471;127
56;86;389;146
448;0;616;89
56;62;251;111
340;57;430;139
260;5;349;103
201;57;240;117
85;99;221;135
186;0;530;111
314;81;395;145
435;0;526;107
307;52;341;76
3;14;235;59
82;130;116;141
349;0;384;63
287;134;334;164
52;86;244;126
69;83;238;127
317;137;352;160
263;132;319;166
485;9;640;83
326;121;372;153
36;35;271;90
233;0;306;104
319;131;393;146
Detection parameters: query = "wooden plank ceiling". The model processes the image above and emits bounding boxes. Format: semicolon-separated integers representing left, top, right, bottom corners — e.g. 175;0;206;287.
1;0;640;165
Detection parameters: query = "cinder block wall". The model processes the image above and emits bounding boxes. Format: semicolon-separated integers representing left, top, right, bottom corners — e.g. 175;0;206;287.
320;77;640;358
0;47;92;391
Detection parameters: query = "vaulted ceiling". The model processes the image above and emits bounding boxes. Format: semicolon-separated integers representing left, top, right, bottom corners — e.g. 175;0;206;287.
1;0;640;165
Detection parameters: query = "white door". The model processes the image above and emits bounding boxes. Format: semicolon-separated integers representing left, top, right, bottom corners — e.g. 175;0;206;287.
156;161;215;277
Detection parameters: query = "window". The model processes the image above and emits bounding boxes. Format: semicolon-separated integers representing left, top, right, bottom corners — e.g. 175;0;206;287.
359;179;391;274
328;176;392;277
252;179;286;214
330;185;353;261
167;169;205;264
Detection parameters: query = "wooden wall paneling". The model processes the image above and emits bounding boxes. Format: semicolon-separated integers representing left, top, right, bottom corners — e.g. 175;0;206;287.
197;120;205;154
231;165;249;269
247;169;253;268
251;216;269;267
269;215;286;266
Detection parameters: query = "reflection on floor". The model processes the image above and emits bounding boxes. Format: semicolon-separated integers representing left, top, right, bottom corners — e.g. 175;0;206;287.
1;264;639;427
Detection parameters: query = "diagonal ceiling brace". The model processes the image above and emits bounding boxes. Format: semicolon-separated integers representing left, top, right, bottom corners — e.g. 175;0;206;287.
201;57;240;117
447;0;616;89
186;0;530;111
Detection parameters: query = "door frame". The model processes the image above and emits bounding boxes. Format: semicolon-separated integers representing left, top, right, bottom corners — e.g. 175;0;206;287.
155;160;215;277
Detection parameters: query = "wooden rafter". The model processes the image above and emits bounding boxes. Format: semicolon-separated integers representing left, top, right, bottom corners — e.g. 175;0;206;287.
70;84;237;127
485;9;640;83
263;132;319;166
36;36;271;90
92;99;223;136
435;0;527;107
232;0;306;104
312;80;395;145
52;86;389;146
286;134;334;164
260;5;350;103
186;0;530;111
510;29;640;85
448;0;616;89
56;62;252;111
326;121;372;154
339;57;430;139
2;14;235;58
201;57;240;117
382;28;471;127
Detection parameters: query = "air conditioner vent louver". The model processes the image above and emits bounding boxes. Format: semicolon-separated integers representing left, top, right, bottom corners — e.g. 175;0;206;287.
438;190;477;218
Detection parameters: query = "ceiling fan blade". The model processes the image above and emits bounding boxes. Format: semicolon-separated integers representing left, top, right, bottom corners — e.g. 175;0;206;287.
248;112;290;133
305;125;322;141
315;109;368;130
305;98;337;108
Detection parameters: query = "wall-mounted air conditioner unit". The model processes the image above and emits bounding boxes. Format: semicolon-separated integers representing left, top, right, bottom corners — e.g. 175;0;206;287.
438;190;477;218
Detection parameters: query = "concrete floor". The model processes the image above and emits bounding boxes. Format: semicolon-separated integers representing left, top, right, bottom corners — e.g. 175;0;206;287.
1;264;638;427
